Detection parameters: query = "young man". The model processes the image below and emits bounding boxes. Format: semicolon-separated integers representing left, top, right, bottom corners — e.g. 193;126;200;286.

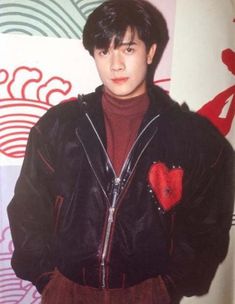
7;0;234;303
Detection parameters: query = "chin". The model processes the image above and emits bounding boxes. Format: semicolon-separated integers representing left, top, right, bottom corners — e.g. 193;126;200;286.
111;92;133;99
106;88;130;97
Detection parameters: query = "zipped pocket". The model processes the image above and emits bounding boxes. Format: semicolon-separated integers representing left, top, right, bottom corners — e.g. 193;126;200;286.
53;195;64;233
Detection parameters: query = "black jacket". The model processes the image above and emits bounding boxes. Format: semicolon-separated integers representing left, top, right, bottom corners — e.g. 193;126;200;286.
7;85;234;300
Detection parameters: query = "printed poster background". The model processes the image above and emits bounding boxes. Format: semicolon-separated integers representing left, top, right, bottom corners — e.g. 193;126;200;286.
0;0;234;303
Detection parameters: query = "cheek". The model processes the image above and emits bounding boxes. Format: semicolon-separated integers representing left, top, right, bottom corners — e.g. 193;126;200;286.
132;59;148;77
95;62;107;79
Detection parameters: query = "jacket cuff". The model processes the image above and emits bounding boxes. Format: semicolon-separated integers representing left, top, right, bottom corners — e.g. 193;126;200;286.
161;275;182;303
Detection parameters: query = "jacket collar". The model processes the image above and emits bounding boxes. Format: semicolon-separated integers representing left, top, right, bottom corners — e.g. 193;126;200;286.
75;85;179;204
143;85;179;127
80;85;178;133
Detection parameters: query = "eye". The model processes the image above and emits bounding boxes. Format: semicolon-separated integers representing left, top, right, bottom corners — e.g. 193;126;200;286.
98;49;109;56
125;47;135;54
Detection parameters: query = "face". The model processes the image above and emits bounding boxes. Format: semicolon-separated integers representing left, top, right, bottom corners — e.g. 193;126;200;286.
93;28;157;99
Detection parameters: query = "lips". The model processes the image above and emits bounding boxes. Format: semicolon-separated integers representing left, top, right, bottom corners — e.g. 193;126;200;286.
111;77;129;84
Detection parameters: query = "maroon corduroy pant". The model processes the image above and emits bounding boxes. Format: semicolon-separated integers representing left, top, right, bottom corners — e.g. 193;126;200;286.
41;270;171;304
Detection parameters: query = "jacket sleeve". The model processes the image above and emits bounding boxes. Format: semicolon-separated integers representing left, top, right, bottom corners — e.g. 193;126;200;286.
7;123;56;293
166;121;235;299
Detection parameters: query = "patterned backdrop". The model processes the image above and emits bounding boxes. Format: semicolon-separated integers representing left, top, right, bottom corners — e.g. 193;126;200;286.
0;0;234;303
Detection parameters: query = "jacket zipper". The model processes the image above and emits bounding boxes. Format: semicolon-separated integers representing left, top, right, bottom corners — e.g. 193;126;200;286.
84;111;160;288
101;176;120;288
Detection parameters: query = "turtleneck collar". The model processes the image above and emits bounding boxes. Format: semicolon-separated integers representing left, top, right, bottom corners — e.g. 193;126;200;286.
102;90;149;116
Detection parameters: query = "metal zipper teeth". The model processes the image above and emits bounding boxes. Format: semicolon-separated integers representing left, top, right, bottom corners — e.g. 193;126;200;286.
84;113;119;288
100;177;120;288
85;112;160;288
102;124;159;287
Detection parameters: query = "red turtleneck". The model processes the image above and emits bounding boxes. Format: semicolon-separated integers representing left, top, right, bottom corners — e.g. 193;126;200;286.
102;91;149;176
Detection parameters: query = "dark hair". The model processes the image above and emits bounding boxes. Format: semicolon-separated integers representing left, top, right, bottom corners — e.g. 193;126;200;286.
82;0;169;84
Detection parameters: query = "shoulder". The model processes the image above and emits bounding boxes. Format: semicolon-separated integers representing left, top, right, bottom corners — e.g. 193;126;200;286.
172;106;233;167
149;86;234;167
34;87;102;134
39;98;80;124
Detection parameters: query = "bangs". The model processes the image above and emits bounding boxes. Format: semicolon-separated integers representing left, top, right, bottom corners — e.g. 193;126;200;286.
92;24;136;51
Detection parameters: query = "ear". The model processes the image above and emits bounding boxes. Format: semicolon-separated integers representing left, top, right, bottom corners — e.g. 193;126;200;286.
147;43;157;64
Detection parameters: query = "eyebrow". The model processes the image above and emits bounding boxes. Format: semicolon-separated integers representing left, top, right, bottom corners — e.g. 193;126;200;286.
94;41;137;51
120;41;137;47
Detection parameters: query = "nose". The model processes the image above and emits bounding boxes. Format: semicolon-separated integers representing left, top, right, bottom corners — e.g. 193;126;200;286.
110;50;125;71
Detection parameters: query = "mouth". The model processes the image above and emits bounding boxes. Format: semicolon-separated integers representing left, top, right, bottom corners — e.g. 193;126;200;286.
111;77;129;84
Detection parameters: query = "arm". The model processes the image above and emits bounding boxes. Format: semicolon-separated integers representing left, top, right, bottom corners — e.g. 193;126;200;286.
166;121;234;299
7;124;56;293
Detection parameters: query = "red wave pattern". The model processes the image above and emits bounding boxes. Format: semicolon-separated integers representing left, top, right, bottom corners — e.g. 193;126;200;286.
0;67;72;158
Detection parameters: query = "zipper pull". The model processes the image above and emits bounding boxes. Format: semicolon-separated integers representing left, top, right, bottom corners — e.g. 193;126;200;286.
114;177;121;192
112;177;121;207
108;207;115;223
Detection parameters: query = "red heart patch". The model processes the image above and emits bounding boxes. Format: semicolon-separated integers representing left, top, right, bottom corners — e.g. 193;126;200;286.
148;162;184;211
